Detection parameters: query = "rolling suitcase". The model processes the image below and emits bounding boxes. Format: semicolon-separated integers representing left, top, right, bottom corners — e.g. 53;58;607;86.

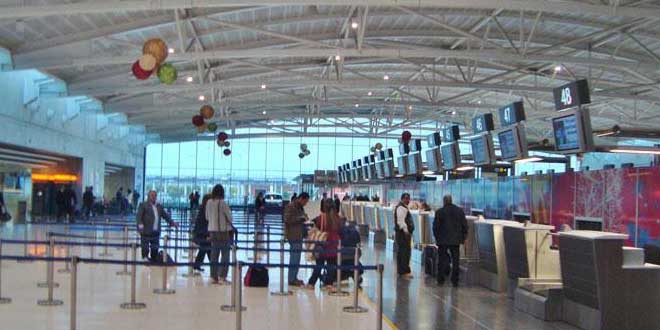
423;245;438;276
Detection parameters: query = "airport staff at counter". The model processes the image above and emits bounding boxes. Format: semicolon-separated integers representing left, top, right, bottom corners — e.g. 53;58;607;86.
433;195;468;287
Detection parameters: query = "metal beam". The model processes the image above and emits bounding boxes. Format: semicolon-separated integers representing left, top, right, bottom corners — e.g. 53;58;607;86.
2;1;660;19
17;47;658;73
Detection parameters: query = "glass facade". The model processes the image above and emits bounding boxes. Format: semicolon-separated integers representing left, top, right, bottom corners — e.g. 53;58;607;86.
145;127;402;206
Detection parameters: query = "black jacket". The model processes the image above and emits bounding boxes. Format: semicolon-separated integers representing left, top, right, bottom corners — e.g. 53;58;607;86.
433;204;468;246
83;191;94;206
192;204;209;242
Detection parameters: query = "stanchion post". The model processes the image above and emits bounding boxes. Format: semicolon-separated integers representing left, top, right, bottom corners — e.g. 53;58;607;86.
270;239;292;296
38;236;60;288
329;240;349;296
70;256;78;330
182;233;200;278
342;245;367;313
37;236;63;306
120;243;146;309
0;240;13;304
17;227;33;263
266;226;271;264
235;262;243;330
377;264;384;330
221;245;245;311
174;226;179;262
99;229;112;257
58;242;71;274
153;236;175;294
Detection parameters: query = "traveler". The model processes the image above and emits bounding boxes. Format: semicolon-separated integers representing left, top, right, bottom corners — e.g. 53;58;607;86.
333;194;341;214
284;191;309;287
63;184;77;223
82;186;95;220
255;192;265;224
192;194;212;272
55;186;66;222
117;187;125;215
291;192;298;202
206;184;234;285
319;192;328;213
132;190;140;207
136;190;178;261
0;191;10;222
307;200;340;288
433;194;468;287
126;189;134;212
394;193;414;278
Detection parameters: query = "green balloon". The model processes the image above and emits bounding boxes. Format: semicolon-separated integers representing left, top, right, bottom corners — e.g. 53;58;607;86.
158;63;177;84
207;122;218;132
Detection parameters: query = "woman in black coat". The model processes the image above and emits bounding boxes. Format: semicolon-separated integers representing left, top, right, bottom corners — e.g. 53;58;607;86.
192;194;211;271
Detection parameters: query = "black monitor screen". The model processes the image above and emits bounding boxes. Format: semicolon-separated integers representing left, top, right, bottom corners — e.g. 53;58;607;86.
441;144;457;170
471;136;490;165
397;156;407;175
426;148;440;172
498;129;519;160
552;114;581;151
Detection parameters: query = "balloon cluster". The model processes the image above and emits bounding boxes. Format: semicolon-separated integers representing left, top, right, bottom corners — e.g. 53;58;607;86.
192;105;216;133
298;143;311;159
370;142;384;153
401;130;412;143
217;132;231;156
132;38;177;84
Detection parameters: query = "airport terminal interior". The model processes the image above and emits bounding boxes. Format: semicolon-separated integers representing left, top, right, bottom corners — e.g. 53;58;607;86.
1;1;660;329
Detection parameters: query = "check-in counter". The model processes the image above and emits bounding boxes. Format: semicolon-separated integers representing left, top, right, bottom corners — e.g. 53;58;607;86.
363;204;378;230
352;203;364;225
474;219;524;292
410;210;434;248
462;216;480;261
382;207;395;240
557;231;660;330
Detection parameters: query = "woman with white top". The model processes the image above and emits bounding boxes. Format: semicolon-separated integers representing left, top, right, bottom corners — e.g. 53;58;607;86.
206;184;234;285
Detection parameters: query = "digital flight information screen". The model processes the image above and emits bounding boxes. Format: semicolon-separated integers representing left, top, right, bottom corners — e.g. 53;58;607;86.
470;136;489;165
552;114;581;151
498;129;519;160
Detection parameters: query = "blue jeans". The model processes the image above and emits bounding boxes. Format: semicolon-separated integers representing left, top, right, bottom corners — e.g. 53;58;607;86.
288;241;303;283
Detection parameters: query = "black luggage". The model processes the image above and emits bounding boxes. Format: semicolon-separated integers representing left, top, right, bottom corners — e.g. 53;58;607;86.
244;265;269;287
423;245;438;276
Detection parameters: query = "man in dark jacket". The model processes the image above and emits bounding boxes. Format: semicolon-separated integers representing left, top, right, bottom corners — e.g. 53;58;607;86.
433;194;468;287
82;186;95;220
284;192;309;286
136;190;178;261
63;185;77;223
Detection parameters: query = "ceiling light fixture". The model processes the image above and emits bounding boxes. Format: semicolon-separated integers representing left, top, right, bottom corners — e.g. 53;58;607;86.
351;21;359;29
554;65;562;72
355;104;359;108
168;48;175;54
335;55;341;61
261;84;267;89
367;91;373;96
451;111;457;115
515;157;543;163
186;76;194;83
262;110;267;115
456;166;475;171
383;75;390;80
198;95;205;101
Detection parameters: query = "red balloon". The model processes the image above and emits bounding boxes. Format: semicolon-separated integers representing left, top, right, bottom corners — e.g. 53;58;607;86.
192;115;205;127
402;130;412;142
223;149;232;156
131;60;153;80
217;132;229;141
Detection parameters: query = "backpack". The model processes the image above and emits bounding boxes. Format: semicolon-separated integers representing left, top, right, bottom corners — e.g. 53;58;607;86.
244;265;269;287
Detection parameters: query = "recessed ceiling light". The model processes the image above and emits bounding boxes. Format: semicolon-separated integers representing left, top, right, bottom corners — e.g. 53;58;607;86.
477;100;482;104
554;65;562;72
367;91;373;96
335;55;341;61
451;111;457;115
198;95;205;101
383;75;390;80
261;84;267;89
168;48;175;54
186;76;194;83
355;104;359;108
351;22;359;29
407;105;413;110
262;110;267;115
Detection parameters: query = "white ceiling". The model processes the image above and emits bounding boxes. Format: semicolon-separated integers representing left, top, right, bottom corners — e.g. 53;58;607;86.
1;0;659;142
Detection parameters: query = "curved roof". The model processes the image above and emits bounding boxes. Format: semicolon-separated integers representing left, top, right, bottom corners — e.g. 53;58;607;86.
1;1;659;142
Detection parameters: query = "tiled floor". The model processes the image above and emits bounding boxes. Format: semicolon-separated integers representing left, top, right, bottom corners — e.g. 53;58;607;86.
0;217;578;330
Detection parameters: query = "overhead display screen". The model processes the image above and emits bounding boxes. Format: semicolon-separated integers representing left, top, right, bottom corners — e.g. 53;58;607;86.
441;143;458;170
552;79;591;111
552;114;581;151
426;148;441;172
470;135;494;166
407;153;422;175
396;156;408;176
498;129;519;160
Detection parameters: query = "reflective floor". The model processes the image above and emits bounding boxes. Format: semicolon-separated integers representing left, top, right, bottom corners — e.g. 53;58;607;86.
0;215;578;330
